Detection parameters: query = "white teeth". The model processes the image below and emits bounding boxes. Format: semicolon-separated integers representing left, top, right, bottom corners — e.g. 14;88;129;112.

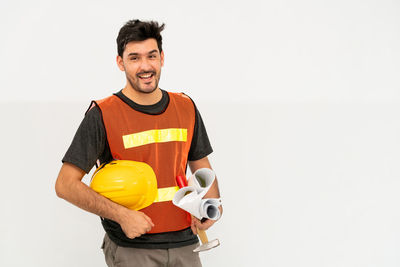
139;73;152;78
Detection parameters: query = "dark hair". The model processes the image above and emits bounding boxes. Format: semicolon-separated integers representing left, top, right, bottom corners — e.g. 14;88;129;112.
116;19;165;57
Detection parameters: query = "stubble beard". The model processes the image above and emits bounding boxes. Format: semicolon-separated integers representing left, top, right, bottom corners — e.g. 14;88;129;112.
126;72;161;94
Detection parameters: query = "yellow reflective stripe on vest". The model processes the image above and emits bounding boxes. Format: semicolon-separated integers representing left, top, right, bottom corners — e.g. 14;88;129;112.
154;186;179;203
122;128;187;149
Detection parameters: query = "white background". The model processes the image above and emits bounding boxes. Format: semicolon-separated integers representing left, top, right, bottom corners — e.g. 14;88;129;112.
1;0;400;266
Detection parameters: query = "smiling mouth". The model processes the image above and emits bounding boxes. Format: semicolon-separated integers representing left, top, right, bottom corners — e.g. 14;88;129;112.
138;72;155;80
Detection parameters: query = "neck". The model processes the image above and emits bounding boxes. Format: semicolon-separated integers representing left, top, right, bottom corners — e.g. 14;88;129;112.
122;86;162;105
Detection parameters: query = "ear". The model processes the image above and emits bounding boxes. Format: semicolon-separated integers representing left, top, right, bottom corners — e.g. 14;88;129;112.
116;55;125;71
160;51;164;67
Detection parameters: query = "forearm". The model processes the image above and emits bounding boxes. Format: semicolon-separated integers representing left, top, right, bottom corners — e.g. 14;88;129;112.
189;157;221;199
55;163;127;224
203;177;223;219
57;178;126;223
203;177;221;199
188;157;223;216
188;157;223;232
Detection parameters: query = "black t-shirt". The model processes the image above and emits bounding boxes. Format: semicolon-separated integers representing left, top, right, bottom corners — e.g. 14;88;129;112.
62;89;213;249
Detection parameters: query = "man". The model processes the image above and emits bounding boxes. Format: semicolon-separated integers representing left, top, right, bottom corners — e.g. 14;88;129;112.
55;19;222;267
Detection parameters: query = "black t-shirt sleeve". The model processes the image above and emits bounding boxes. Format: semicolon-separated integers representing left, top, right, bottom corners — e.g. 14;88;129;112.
62;106;108;173
188;101;213;161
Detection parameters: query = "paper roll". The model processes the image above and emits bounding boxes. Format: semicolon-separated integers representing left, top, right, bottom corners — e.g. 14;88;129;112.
188;168;216;198
173;186;221;220
199;198;222;220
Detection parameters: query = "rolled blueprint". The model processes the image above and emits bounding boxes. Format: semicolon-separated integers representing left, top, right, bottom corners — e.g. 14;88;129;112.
173;168;222;220
188;168;216;198
199;198;222;220
172;187;221;220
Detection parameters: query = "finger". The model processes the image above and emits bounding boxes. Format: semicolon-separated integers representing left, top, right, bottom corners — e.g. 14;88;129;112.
202;219;215;228
197;219;215;231
194;218;205;229
142;213;155;227
127;231;139;239
139;220;152;233
192;217;201;225
144;225;152;233
196;223;207;231
191;218;197;235
191;224;197;235
193;216;201;222
193;219;200;229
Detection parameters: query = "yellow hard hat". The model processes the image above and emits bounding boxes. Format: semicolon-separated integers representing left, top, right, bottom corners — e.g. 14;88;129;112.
90;160;157;210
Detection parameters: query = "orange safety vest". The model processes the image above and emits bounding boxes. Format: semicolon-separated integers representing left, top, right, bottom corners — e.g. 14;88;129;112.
95;92;195;233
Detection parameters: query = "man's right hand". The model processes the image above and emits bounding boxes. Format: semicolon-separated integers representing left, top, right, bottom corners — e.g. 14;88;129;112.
118;209;155;239
55;162;155;239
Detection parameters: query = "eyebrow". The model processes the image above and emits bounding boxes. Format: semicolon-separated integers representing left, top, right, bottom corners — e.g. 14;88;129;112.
127;50;159;57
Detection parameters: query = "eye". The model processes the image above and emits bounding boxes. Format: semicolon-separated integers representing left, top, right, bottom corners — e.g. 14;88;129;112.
130;57;138;61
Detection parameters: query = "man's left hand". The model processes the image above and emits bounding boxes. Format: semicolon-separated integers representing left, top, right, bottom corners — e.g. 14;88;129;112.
191;217;216;235
190;206;222;235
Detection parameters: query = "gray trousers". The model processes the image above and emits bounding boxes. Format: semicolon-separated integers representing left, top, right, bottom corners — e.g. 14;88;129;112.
102;234;202;267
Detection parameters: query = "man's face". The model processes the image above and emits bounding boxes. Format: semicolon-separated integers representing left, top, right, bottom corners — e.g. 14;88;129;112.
117;38;164;94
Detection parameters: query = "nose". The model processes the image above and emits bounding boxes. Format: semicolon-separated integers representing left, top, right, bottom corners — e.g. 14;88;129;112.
139;58;152;72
